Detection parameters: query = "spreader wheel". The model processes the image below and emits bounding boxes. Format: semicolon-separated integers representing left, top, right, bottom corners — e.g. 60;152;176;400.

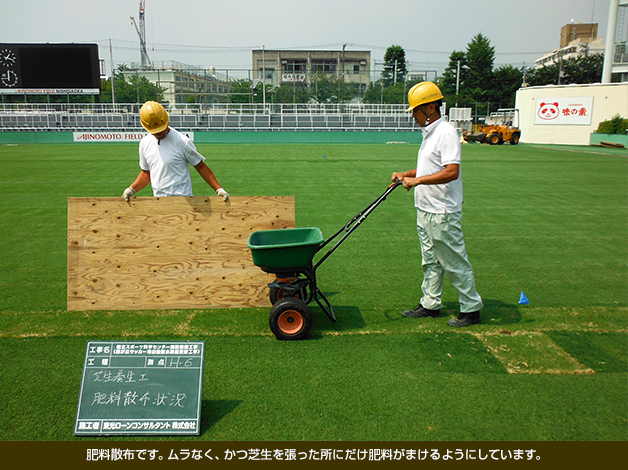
269;285;306;305
269;298;313;341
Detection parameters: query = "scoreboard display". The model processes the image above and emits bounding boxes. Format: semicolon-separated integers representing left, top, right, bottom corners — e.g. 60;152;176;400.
0;43;100;94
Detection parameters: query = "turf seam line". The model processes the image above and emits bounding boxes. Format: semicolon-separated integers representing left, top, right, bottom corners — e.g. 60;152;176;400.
527;144;628;158
468;331;598;375
2;328;626;339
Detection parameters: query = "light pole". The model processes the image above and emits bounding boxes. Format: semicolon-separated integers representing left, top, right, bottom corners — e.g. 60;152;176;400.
455;60;460;107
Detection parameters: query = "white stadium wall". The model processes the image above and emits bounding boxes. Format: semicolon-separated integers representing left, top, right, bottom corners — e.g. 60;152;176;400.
515;83;628;145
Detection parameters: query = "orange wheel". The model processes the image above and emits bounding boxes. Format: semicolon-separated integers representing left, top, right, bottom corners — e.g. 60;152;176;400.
269;298;312;340
277;309;304;335
269;286;306;304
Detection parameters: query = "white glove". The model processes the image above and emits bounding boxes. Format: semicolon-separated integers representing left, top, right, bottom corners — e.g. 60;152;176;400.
216;188;229;201
122;187;136;201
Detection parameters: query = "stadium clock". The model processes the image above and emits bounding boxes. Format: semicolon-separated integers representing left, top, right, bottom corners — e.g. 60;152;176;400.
1;69;18;87
0;48;17;67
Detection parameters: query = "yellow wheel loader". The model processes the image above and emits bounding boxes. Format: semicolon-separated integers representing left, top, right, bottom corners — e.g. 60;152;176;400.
466;108;521;145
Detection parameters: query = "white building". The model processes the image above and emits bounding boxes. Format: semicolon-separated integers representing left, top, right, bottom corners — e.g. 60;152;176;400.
534;37;605;68
603;0;628;82
251;49;371;93
515;82;628;145
122;61;230;105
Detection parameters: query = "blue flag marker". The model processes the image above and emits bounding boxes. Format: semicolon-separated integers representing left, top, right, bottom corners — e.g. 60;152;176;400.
518;292;530;305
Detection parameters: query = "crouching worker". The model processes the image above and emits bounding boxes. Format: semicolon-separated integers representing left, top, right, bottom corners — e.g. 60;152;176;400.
122;101;229;202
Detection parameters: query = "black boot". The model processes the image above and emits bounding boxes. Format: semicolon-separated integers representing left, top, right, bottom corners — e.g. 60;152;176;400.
402;304;441;318
447;311;481;327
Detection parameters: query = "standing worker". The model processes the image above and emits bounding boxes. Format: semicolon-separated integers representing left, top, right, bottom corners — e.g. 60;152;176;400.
392;82;483;327
122;101;229;201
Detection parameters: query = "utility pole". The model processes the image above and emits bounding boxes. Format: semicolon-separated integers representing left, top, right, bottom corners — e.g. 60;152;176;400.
109;39;116;108
455;60;460;106
394;60;398;84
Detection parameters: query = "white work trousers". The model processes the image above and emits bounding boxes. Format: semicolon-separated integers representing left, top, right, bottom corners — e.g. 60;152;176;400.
416;209;483;313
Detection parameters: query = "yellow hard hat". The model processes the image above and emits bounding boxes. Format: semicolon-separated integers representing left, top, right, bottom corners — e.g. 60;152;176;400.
140;101;169;133
406;82;444;112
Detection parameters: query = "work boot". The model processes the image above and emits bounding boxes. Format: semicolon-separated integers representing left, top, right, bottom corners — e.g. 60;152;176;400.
402;304;441;318
447;311;481;327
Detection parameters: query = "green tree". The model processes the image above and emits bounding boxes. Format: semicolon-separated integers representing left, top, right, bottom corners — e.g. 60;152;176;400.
229;78;273;104
272;81;311;103
439;50;468;97
361;81;408;104
311;74;355;104
465;33;495;101
524;54;603;87
525;63;560;86
229;79;254;104
382;45;407;86
492;64;524;107
100;69;166;104
362;82;384;104
562;53;604;84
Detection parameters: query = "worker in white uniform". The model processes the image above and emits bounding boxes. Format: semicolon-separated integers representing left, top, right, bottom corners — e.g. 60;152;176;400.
392;82;483;327
122;101;229;201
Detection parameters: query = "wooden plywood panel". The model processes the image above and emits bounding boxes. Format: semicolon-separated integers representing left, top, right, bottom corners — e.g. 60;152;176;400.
68;196;295;311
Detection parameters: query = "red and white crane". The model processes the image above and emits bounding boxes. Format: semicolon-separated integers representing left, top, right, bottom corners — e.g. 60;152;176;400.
130;0;151;69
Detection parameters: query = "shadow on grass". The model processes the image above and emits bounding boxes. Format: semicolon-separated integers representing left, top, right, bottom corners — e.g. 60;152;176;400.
406;298;524;325
309;305;366;338
302;299;524;338
468;298;523;325
200;400;242;435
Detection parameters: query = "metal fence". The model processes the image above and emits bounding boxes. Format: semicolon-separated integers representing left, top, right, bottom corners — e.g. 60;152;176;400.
0;103;418;132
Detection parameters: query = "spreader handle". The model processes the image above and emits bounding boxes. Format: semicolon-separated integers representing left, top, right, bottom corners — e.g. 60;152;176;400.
389;177;402;189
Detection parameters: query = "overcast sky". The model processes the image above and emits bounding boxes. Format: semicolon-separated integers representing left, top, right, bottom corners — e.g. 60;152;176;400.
0;0;614;78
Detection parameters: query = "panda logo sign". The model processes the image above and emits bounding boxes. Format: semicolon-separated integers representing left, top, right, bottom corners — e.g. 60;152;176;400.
534;97;594;125
538;102;560;121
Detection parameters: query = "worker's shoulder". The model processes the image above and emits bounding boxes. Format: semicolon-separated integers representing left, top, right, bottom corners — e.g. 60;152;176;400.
168;127;195;145
428;118;458;140
437;118;457;132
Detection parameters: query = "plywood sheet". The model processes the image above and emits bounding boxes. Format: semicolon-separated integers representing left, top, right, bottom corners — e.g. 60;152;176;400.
68;196;295;311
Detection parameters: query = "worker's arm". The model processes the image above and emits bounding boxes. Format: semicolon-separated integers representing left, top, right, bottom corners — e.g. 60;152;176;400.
401;164;460;190
122;170;151;200
194;161;221;191
130;170;151;192
194;161;229;200
391;170;417;182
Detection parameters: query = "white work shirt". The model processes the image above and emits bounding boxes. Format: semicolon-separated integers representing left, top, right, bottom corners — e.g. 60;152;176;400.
414;117;463;213
139;128;205;197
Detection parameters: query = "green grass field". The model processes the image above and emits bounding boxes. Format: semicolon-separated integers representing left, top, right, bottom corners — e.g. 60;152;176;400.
0;140;626;441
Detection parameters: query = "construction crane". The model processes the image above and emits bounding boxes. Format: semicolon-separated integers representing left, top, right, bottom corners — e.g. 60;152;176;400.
130;0;151;69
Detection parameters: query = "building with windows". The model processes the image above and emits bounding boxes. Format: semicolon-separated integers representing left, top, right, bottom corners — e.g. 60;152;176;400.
535;23;605;68
560;22;598;48
121;61;230;106
534;37;605;68
251;49;371;93
604;0;628;82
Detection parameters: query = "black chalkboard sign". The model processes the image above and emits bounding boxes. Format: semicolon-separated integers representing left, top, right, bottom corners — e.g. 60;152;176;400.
74;341;205;436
